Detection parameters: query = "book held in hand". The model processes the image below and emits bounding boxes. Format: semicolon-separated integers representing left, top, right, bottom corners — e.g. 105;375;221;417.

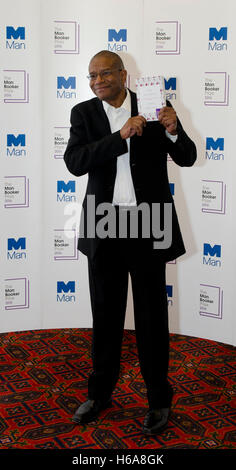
135;76;166;121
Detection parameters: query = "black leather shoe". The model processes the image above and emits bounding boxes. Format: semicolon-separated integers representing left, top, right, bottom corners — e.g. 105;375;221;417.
142;408;170;434
72;399;112;424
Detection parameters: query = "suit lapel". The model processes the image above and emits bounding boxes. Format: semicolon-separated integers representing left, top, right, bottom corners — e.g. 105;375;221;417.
94;97;112;135
128;89;138;161
129;89;138;116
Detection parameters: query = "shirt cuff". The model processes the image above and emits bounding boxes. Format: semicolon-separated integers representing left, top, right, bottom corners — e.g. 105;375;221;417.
165;129;178;143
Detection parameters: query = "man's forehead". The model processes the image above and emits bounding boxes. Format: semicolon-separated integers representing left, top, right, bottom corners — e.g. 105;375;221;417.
89;56;115;71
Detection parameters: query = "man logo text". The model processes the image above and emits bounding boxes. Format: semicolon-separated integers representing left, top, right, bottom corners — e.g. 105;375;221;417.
7;134;26;156
7;237;26;260
57;76;76;99
164;78;176;101
57;180;76;202
208;27;227;51
108;29;127;51
206;137;224;161
203;243;221;267
166;285;173;306
6;26;25;49
169;183;175;196
57;281;76;302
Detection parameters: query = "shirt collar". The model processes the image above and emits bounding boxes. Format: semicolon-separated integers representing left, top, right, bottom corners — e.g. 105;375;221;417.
102;88;131;114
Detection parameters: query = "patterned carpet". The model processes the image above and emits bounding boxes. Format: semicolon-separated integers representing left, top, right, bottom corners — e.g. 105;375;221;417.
0;328;235;450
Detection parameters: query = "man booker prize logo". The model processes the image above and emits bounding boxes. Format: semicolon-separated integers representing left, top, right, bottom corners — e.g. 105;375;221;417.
54;128;69;159
54;21;80;54
4;70;29;103
201;180;226;214
54;229;78;260
155;21;181;55
5;277;29;310
4;176;29;208
204;72;229;106
200;284;223;319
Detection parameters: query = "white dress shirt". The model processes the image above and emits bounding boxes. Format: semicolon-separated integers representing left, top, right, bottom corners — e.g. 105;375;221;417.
102;89;177;206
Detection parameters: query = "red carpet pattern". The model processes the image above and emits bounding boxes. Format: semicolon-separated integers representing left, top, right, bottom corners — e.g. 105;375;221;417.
0;329;235;449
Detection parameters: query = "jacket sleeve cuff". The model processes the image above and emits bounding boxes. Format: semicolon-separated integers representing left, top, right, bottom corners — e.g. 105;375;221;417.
165;129;178;143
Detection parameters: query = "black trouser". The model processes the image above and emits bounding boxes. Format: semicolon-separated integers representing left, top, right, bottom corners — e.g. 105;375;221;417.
86;223;173;409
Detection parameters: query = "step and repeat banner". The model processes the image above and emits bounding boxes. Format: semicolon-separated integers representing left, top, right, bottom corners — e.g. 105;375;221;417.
1;0;236;345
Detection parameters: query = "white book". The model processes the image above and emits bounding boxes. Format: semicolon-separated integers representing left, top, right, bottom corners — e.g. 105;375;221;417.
135;76;166;121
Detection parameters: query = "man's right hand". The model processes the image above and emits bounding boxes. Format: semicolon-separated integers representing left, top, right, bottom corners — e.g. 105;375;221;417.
120;116;147;139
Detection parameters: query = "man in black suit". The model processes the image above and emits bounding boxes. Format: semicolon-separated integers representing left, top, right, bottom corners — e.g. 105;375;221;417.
64;50;196;434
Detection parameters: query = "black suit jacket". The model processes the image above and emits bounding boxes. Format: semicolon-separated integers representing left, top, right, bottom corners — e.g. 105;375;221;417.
64;89;197;261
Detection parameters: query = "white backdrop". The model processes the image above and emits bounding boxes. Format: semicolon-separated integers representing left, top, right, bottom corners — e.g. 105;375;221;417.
1;0;236;346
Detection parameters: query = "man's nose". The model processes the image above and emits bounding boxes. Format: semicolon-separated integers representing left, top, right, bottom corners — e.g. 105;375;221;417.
94;73;104;84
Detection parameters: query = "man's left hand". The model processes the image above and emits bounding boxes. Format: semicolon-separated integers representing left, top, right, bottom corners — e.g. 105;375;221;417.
158;106;177;135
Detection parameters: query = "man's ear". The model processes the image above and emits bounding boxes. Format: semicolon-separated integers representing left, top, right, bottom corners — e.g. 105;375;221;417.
121;69;127;86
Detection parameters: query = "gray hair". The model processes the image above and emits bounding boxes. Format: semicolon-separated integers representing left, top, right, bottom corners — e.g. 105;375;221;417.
89;50;125;70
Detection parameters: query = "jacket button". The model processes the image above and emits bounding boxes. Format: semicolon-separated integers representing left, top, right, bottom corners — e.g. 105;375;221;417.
131;163;136;167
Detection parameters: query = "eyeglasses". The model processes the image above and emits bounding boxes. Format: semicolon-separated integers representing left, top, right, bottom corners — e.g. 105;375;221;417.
87;68;122;81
